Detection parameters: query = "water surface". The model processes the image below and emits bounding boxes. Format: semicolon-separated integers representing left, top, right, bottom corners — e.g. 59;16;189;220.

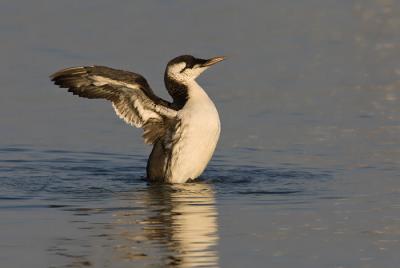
1;0;400;267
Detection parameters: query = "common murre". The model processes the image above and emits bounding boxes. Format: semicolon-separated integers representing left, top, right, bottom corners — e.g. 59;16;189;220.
50;55;225;183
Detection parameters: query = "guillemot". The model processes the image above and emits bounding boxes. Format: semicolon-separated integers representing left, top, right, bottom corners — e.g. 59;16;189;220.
50;55;225;183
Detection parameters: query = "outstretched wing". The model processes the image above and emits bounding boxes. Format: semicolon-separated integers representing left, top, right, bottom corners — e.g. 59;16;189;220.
50;65;178;144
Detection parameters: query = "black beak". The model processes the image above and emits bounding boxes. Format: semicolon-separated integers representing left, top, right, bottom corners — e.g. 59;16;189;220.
201;56;226;67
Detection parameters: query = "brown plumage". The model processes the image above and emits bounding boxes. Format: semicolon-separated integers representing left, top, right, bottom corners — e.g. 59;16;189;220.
49;55;225;183
50;65;178;144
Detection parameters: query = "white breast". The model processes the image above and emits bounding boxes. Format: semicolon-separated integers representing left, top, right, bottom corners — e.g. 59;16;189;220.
166;82;220;183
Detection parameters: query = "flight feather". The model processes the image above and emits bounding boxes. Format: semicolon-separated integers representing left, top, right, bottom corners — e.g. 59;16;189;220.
50;65;178;144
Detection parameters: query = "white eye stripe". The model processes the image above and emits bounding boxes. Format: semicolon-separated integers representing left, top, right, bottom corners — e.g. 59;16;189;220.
167;62;207;82
180;65;187;73
169;63;185;73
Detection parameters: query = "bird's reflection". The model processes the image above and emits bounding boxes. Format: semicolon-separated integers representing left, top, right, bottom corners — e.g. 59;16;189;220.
114;182;219;268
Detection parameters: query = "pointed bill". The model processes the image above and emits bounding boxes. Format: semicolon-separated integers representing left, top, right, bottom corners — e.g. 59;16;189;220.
201;56;226;67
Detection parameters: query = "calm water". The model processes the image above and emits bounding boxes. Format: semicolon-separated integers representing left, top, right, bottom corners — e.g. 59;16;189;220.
1;1;400;267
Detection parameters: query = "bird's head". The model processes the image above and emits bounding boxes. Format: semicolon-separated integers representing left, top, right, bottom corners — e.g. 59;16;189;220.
165;55;225;83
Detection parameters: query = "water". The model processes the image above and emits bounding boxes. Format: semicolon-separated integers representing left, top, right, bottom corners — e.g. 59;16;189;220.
1;0;400;267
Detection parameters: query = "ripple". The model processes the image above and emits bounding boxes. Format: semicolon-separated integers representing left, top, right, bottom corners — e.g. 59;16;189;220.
236;190;302;195
0;146;336;268
0;146;332;204
203;164;332;202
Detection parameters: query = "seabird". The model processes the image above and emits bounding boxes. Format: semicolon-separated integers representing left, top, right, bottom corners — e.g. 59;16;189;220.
50;55;225;183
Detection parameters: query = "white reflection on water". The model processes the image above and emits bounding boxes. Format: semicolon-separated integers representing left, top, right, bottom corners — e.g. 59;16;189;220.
114;183;219;268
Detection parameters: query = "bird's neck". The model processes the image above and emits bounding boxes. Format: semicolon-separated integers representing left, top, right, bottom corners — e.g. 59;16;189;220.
185;80;210;100
164;75;209;109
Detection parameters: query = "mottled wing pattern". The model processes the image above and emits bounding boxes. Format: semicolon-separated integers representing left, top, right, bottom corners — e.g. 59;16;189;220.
50;66;178;144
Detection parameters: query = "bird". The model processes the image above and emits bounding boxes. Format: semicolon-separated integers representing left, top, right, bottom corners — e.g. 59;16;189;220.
50;55;225;183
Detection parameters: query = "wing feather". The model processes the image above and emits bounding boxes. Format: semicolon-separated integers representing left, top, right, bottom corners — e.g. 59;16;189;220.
50;65;178;144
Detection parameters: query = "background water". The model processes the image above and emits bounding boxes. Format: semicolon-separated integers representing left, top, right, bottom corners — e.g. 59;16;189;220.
1;0;400;267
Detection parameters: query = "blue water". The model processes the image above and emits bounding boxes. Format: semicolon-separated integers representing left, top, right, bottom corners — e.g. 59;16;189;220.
1;0;400;267
1;146;334;268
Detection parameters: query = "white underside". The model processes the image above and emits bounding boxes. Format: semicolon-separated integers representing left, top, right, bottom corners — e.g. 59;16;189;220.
166;82;220;183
